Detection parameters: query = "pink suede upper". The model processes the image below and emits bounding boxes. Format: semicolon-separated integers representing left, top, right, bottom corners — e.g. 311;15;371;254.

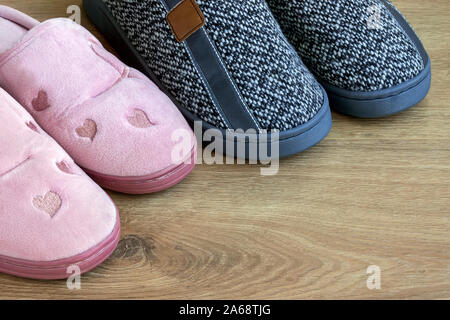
0;89;117;262
0;15;195;178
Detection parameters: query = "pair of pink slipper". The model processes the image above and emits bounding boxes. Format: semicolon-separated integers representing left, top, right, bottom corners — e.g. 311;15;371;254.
0;6;196;279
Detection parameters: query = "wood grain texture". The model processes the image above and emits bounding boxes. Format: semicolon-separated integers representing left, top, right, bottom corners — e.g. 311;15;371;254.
0;0;449;300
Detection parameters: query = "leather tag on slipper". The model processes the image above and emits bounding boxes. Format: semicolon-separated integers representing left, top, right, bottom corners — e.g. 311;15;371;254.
167;0;205;43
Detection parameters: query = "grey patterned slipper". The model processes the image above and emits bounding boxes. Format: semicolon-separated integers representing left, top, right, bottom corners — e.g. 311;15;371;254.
267;0;431;118
84;0;332;159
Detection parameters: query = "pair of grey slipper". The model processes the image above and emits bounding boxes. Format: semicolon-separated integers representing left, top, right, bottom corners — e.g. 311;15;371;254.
84;0;431;159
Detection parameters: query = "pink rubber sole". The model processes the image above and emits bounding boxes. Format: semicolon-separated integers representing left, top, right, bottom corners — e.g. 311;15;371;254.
83;147;197;194
0;210;120;280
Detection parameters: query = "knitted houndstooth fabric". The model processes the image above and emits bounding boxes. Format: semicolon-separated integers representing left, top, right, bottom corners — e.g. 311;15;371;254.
267;0;425;92
104;0;324;131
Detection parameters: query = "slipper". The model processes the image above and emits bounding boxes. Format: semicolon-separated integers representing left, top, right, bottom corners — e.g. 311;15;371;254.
0;5;196;194
84;0;332;159
267;0;431;118
0;88;120;280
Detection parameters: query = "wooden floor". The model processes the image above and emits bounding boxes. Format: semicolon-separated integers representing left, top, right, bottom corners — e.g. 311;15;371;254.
1;0;449;300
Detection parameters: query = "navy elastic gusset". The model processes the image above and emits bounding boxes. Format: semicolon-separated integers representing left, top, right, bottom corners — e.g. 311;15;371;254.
83;0;332;159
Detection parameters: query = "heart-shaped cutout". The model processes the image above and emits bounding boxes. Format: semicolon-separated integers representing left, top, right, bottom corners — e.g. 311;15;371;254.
56;160;76;175
127;109;153;128
76;119;97;141
33;191;62;218
26;121;39;133
32;90;50;112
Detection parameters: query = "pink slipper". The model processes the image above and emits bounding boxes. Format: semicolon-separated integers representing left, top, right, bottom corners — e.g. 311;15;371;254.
0;6;196;194
0;88;120;280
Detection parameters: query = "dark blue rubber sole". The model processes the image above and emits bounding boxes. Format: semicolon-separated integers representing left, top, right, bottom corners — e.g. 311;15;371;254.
320;0;431;119
83;0;332;160
323;61;431;118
